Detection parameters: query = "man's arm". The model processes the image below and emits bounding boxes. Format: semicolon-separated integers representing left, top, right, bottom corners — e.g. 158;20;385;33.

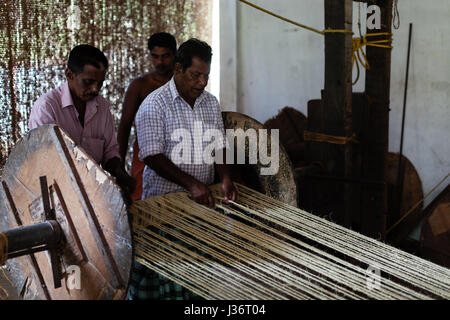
117;79;142;164
144;154;216;208
103;106;136;203
103;157;136;203
212;99;237;203
215;149;237;203
29;100;57;129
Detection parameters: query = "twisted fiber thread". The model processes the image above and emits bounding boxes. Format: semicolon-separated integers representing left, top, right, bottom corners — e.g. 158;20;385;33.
130;183;450;300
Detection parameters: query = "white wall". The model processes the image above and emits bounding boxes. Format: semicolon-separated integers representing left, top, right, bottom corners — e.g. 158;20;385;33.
234;0;325;122
221;0;450;208
389;1;450;207
219;0;238;111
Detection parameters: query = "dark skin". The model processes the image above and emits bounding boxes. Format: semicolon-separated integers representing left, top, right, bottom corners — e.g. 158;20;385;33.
144;57;237;208
117;46;176;163
173;56;210;107
66;63;136;203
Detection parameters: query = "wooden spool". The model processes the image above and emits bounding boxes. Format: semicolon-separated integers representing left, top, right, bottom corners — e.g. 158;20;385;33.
420;185;450;269
386;152;424;242
0;125;132;300
222;111;298;207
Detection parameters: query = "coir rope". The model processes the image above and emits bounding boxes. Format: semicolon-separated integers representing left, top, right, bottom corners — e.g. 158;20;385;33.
129;183;450;300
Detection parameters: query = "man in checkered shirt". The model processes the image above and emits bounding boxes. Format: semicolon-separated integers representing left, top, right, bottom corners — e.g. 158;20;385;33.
130;39;237;300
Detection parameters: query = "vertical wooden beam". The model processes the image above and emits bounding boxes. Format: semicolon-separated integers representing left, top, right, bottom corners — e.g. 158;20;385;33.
362;0;393;239
321;0;353;226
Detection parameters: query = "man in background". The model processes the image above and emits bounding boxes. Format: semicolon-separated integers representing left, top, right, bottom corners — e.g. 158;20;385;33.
117;32;177;201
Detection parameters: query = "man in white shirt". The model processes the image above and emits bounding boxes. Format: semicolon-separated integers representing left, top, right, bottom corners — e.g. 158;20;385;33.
131;38;236;300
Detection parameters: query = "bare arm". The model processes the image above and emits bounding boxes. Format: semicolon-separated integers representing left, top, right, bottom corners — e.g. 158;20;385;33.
117;79;142;164
144;154;216;208
215;148;237;202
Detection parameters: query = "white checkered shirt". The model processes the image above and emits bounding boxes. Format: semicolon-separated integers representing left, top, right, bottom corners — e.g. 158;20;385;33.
135;77;227;199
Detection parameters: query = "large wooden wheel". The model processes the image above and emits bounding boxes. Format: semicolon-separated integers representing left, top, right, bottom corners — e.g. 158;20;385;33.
0;125;132;300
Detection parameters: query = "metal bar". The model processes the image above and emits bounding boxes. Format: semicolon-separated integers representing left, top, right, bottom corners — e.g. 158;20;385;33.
396;23;413;219
40;176;52;220
39;176;62;288
7;245;50;259
3;221;61;254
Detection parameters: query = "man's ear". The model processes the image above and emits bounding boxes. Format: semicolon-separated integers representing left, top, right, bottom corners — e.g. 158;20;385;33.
65;68;74;81
174;62;183;75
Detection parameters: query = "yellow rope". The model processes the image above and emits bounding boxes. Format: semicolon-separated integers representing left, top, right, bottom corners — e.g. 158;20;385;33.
0;232;7;266
239;0;352;36
238;0;393;85
352;33;393;84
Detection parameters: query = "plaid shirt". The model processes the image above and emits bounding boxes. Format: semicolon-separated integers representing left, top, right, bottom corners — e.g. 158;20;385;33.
131;77;226;300
135;77;226;199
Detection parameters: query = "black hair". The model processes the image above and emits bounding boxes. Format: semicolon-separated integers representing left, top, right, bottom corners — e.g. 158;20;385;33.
175;38;212;71
67;44;108;74
147;32;177;53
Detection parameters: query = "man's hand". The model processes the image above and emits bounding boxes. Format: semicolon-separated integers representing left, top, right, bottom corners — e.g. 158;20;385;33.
115;168;136;205
144;154;215;208
188;180;215;208
221;176;237;203
104;157;136;204
116;168;136;192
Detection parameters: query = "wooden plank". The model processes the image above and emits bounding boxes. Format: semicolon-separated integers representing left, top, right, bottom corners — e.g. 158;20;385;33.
351;92;368;230
361;0;393;239
320;0;353;226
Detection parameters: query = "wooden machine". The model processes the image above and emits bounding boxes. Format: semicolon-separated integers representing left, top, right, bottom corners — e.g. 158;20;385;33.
0;125;132;299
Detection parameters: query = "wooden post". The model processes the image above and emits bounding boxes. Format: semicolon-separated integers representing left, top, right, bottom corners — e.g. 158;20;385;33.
321;0;353;226
361;0;393;239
